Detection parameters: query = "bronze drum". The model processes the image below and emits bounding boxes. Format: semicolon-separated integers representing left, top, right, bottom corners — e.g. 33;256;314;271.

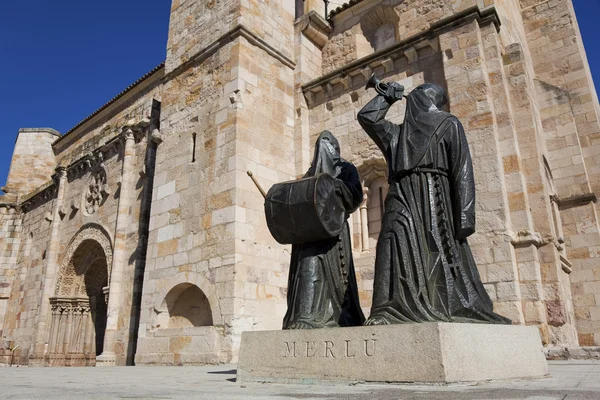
265;174;346;245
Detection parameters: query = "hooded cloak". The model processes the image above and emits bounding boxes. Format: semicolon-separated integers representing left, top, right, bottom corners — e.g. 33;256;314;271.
283;131;365;329
357;84;510;325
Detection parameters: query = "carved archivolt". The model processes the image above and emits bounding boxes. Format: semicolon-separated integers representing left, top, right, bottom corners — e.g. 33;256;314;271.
56;224;113;297
357;158;387;187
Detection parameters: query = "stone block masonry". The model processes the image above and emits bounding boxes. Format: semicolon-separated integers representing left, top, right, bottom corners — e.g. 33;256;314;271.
2;0;600;367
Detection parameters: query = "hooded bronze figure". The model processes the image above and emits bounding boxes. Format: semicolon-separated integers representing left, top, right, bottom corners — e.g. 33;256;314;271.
274;131;365;329
358;81;511;326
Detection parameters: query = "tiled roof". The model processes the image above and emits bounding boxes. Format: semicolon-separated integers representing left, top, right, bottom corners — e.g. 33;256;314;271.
54;62;165;144
329;0;365;18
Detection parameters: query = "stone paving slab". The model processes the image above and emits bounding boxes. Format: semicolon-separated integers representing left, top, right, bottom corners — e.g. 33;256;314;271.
0;361;599;399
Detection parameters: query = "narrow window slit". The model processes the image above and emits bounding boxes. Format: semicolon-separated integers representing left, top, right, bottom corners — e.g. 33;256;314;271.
192;133;197;163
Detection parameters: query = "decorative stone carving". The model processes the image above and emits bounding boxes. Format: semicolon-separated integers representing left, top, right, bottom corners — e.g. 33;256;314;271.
56;224;114;295
296;10;331;49
82;164;110;216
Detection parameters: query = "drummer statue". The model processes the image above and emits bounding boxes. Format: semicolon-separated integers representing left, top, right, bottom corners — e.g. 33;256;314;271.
262;131;365;329
358;76;510;326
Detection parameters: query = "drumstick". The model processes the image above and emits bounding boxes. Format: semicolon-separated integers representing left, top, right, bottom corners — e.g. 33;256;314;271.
247;171;267;199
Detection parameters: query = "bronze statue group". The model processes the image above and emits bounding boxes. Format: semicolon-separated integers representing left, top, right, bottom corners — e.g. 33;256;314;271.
263;77;511;330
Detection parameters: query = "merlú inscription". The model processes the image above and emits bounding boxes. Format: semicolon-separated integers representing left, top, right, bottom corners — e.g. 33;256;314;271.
281;338;377;358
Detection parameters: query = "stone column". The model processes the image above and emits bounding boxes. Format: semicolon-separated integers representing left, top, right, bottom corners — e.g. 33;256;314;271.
360;188;369;252
29;167;68;366
48;305;60;354
63;305;73;354
97;129;136;366
56;310;66;355
347;213;354;250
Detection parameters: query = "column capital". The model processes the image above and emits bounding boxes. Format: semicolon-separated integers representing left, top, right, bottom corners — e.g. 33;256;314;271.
121;128;136;142
54;166;68;178
361;186;369;208
150;128;164;145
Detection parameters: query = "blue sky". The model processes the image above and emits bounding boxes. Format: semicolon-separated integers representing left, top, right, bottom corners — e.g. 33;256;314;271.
1;1;599;191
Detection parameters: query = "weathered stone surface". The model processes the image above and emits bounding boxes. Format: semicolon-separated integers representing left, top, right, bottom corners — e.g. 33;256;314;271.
2;0;600;368
237;323;548;384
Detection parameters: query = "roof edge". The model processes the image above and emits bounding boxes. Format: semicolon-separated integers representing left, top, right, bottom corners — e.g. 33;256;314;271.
54;62;165;145
329;0;365;18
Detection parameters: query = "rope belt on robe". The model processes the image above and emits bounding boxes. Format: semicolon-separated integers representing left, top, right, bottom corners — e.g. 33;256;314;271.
394;167;449;181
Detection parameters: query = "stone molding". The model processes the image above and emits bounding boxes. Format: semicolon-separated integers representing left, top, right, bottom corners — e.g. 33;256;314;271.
164;24;296;81
295;10;332;49
53;63;164;148
0;200;19;212
56;223;114;292
301;6;501;107
20;118;158;213
49;297;91;313
329;0;372;21
554;192;597;209
356;158;387;187
18;127;62;137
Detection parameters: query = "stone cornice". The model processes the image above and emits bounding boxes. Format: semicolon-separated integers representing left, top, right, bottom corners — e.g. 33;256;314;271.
302;6;500;106
18;128;62;137
328;0;368;19
555;192;597;209
560;255;573;274
0;198;19;211
295;10;332;49
19;117;158;213
53;63;164;149
510;229;555;248
19;180;57;212
164;24;296;83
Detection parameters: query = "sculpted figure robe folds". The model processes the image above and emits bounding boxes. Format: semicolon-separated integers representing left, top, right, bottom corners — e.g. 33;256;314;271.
282;131;365;329
358;83;511;325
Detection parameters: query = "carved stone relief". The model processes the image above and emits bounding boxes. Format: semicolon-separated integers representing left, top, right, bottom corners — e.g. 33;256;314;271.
56;224;114;296
82;164;111;216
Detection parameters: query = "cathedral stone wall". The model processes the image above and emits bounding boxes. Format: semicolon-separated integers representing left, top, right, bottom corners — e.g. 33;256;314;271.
0;68;162;366
0;204;22;340
137;0;296;365
3;129;59;202
1;197;52;365
1;0;599;367
301;0;599;346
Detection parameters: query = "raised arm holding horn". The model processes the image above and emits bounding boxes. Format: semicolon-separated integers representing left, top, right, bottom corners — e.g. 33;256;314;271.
358;76;510;326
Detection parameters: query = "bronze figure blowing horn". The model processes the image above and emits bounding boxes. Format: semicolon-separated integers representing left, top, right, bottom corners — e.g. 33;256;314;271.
365;73;407;100
365;73;389;96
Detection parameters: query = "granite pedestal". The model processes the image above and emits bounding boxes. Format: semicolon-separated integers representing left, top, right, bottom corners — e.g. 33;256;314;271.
236;323;548;384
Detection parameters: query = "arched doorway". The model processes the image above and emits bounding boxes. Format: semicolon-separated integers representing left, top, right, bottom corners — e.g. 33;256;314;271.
47;225;113;366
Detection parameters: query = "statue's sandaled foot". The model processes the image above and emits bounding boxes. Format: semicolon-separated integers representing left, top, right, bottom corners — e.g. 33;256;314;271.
286;321;314;330
364;316;389;326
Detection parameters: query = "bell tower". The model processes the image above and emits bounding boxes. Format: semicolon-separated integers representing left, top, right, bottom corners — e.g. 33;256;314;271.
137;0;298;363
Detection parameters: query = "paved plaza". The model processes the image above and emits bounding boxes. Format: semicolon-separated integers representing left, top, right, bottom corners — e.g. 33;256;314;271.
0;361;599;399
